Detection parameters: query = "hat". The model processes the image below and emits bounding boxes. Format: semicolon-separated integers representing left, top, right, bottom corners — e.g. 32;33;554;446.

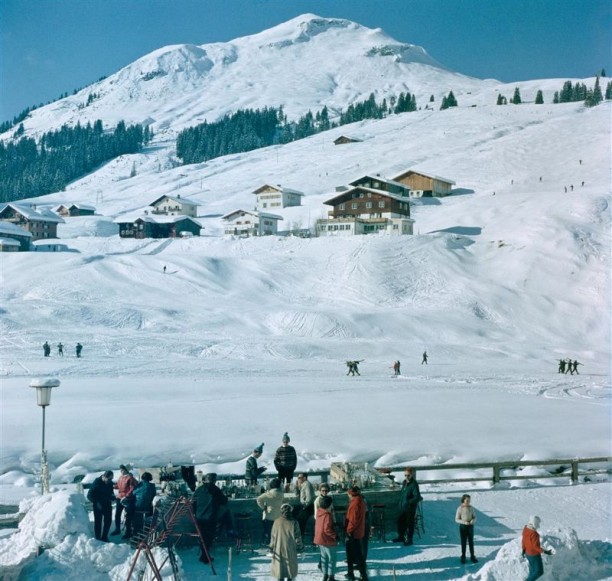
528;515;541;530
280;503;293;518
282;432;290;443
119;464;129;472
254;443;264;454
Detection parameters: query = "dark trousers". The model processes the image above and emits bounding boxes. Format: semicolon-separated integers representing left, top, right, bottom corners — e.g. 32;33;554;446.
345;537;368;580
115;500;134;534
397;505;417;542
526;554;544;581
196;517;216;561
93;503;112;540
295;503;314;535
276;467;295;485
263;519;273;544
459;524;475;557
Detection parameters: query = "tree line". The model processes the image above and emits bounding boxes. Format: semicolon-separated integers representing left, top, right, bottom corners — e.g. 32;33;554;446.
0;120;150;203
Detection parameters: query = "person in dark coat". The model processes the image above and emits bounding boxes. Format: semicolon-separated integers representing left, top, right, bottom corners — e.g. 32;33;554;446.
88;470;115;541
421;351;428;365
393;467;422;545
192;473;229;563
57;342;64;356
245;443;267;486
571;360;581;374
557;359;566;374
274;433;297;488
76;343;83;358
43;341;51;357
132;472;157;534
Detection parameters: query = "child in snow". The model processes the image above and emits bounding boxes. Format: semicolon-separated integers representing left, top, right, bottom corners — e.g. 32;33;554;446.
455;494;478;564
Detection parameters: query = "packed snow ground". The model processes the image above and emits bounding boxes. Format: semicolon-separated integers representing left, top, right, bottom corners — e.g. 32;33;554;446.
0;16;611;578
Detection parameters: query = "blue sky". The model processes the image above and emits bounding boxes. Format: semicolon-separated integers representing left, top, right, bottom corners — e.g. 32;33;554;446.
0;0;610;122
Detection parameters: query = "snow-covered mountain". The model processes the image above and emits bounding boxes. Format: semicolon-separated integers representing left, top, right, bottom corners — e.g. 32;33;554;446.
11;13;496;138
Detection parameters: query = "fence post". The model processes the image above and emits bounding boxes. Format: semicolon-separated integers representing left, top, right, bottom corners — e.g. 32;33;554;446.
571;461;579;483
493;465;501;485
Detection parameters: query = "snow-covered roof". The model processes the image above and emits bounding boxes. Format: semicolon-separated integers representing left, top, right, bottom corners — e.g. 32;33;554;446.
252;184;304;196
55;203;96;211
349;174;409;190
393;168;456;185
150;195;200;207
0;237;21;246
0;203;65;223
222;209;283;221
0;221;32;237
114;212;202;227
324;185;411;205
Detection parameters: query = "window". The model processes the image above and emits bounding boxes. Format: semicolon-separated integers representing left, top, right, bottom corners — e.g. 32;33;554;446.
367;192;372;198
378;201;385;208
339;203;345;210
320;225;326;231
359;193;364;198
352;203;358;209
366;202;372;209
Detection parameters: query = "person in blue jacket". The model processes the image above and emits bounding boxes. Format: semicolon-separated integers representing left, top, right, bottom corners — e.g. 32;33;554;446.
132;472;157;534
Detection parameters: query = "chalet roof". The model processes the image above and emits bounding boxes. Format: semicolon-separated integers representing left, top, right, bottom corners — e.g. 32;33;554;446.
114;212;202;227
0;222;32;237
149;195;200;207
392;169;456;185
252;184;304;196
348;174;408;189
222;209;283;221
0;203;65;224
0;237;21;246
55;203;96;212
333;135;363;143
323;186;411;206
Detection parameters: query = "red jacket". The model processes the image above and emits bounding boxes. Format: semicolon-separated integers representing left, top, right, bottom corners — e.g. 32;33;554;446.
522;526;543;556
115;473;137;499
314;508;337;547
344;493;366;540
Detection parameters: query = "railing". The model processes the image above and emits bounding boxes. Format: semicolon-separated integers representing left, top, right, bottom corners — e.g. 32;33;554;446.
376;456;611;486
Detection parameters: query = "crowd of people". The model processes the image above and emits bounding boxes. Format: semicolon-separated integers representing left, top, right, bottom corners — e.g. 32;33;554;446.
86;444;553;580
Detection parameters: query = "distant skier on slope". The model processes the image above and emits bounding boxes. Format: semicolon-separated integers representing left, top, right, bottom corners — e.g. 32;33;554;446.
557;359;566;374
421;351;428;365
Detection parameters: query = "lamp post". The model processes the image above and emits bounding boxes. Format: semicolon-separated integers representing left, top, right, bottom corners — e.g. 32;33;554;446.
29;378;60;494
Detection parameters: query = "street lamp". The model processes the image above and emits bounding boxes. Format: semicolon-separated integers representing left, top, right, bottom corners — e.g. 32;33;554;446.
29;378;60;494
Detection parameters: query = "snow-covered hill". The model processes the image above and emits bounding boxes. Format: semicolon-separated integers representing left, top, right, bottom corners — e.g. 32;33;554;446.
8;13;499;138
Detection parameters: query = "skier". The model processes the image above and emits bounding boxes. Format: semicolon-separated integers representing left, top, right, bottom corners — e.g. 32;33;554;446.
43;341;51;357
571;360;581;375
395;360;401;375
565;359;573;374
76;343;83;358
163;265;167;273
557;359;566;374
346;360;362;376
57;342;64;357
421;351;428;365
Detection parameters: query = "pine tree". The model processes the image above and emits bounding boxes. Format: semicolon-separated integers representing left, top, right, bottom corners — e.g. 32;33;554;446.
605;81;612;100
600;68;606;77
592;76;603;105
535;90;544;104
429;94;435;102
440;90;457;110
511;87;522;104
496;94;505;105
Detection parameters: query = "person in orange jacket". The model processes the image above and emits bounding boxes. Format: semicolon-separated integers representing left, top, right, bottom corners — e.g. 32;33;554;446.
111;464;137;539
344;486;368;581
522;515;553;581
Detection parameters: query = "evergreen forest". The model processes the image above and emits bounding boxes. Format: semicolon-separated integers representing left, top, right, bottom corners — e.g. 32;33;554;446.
0;121;150;203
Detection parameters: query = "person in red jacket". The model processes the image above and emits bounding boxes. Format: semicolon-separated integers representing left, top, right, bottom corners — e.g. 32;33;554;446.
522;515;553;581
112;464;137;539
314;495;337;581
344;486;368;581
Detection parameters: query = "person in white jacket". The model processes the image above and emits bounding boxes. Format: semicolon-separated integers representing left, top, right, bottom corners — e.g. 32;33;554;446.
455;494;478;564
257;478;285;543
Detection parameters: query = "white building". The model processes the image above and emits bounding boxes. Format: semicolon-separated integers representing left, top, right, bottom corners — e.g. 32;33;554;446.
222;210;283;237
253;184;304;211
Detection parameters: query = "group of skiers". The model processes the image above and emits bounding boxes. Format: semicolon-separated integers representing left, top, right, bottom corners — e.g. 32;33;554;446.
42;341;83;357
350;352;429;377
557;359;581;374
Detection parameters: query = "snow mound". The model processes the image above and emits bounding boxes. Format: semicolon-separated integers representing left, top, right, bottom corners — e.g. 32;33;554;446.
463;527;612;580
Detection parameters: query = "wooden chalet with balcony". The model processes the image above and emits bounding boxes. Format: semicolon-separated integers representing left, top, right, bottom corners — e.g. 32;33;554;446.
316;175;414;237
0;203;65;241
392;169;455;197
114;211;202;239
